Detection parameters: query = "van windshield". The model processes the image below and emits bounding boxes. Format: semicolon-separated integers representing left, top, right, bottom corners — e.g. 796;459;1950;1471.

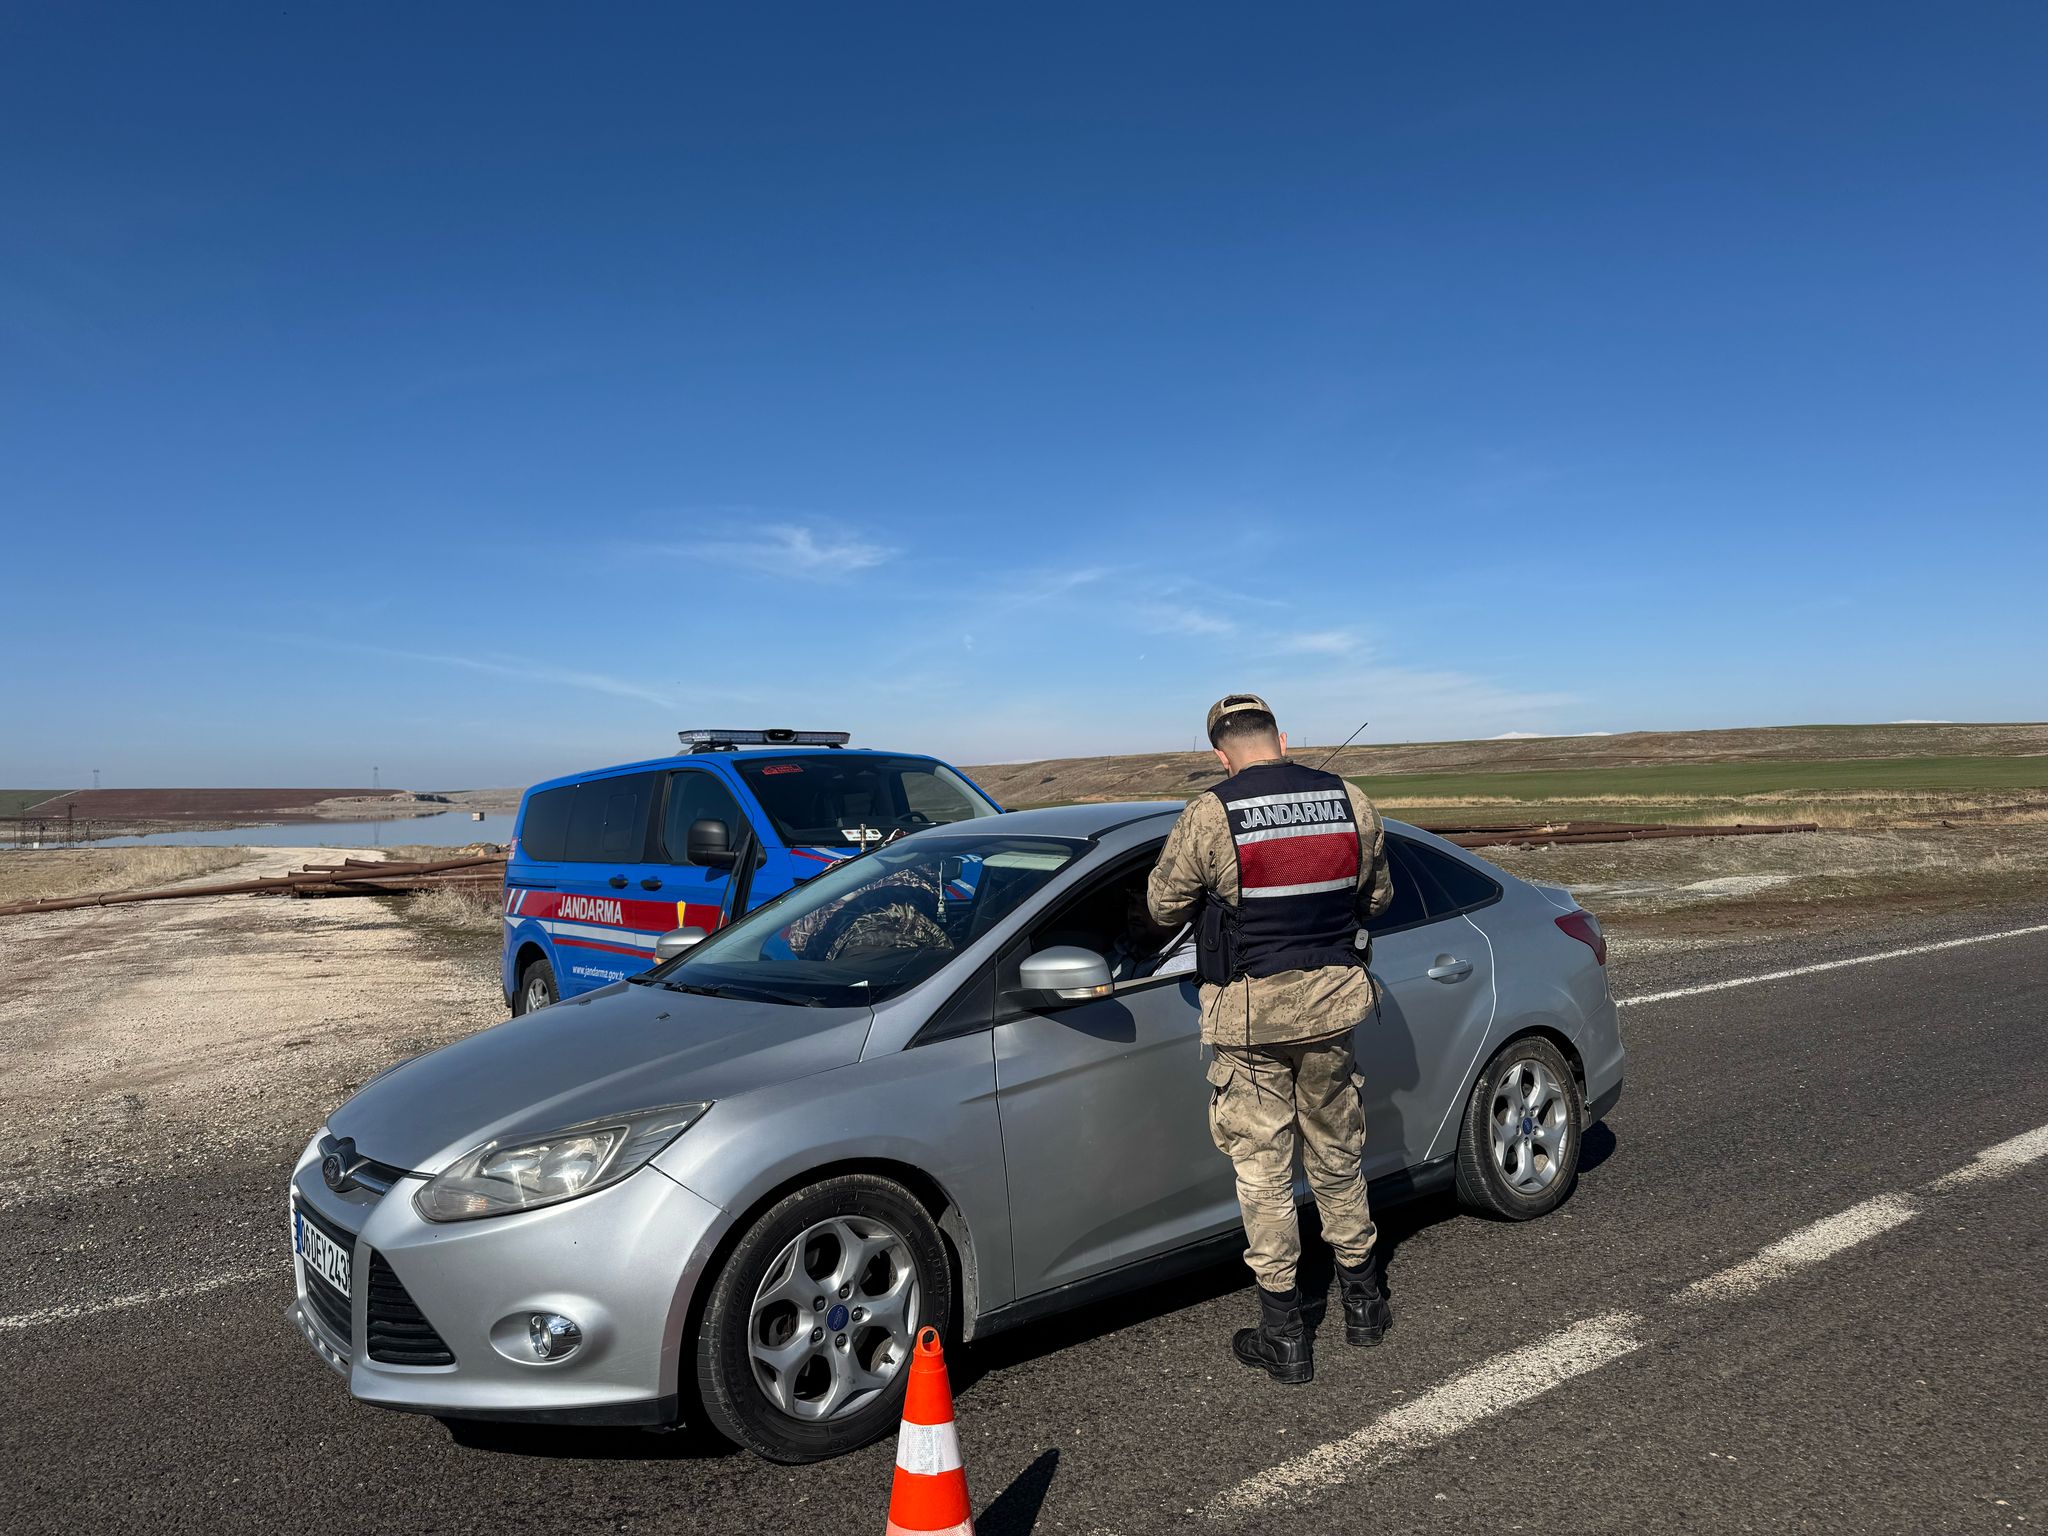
735;755;998;847
649;833;1083;1007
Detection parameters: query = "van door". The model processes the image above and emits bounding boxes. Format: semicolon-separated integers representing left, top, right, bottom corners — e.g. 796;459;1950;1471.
547;771;663;996
654;767;749;934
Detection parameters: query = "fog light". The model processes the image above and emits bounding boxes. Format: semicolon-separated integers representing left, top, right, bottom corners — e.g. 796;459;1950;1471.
528;1312;582;1361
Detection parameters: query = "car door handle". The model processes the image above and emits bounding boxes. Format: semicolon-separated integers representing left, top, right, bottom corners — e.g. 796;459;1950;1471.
1428;957;1474;983
608;875;628;889
640;877;663;891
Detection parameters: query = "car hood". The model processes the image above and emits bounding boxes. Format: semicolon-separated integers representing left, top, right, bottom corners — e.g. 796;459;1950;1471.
328;981;873;1173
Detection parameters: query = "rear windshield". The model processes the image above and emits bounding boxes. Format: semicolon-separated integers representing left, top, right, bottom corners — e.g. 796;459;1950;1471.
735;755;998;847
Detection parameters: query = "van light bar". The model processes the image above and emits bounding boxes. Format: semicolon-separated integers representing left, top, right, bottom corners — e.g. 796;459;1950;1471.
677;728;851;753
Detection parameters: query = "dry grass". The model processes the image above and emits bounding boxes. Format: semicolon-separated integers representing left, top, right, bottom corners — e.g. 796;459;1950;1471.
0;846;249;905
1484;823;2048;929
375;843;504;864
402;881;503;934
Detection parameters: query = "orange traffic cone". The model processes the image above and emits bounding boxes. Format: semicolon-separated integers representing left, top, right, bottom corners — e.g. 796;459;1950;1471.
884;1327;973;1536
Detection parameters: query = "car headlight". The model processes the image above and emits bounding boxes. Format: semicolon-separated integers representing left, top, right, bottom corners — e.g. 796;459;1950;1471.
414;1103;712;1223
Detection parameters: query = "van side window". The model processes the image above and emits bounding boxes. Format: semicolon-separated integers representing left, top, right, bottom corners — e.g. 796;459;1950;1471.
563;773;658;863
518;786;575;862
661;770;747;865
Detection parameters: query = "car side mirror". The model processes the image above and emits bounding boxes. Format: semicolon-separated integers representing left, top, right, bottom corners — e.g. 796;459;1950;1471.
655;926;708;961
1012;945;1114;1008
686;818;735;868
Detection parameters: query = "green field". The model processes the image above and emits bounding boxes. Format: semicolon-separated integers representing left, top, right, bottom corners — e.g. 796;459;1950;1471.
0;790;64;817
1350;754;2048;814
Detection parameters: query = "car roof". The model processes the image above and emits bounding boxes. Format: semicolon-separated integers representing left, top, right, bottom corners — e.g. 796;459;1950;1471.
524;747;954;794
954;801;1186;841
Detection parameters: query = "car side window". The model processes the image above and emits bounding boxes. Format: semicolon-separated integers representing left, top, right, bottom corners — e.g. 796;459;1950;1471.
1365;837;1434;934
661;770;747;865
562;772;658;863
517;785;575;862
1403;840;1503;917
1005;850;1181;993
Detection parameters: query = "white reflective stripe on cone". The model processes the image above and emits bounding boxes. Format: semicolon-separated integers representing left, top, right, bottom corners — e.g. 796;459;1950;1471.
895;1418;964;1476
885;1520;973;1536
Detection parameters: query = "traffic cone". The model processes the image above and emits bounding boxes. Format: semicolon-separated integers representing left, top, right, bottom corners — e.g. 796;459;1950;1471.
884;1326;973;1536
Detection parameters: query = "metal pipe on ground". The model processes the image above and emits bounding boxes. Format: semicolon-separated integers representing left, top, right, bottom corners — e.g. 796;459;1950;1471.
0;855;506;918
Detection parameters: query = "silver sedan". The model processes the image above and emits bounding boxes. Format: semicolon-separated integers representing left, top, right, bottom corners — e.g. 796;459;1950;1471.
286;801;1622;1462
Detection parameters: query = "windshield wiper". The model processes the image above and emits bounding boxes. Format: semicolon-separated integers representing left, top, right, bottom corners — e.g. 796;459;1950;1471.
662;980;826;1007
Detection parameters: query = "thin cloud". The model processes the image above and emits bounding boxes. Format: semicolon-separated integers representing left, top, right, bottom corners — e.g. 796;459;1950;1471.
269;634;755;711
1269;628;1364;657
693;523;892;577
1134;602;1236;639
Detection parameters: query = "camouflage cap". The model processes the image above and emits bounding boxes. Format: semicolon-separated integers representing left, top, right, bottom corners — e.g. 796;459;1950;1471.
1206;692;1276;741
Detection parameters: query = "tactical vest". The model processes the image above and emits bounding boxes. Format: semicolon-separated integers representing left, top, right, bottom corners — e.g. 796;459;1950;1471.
1196;760;1367;984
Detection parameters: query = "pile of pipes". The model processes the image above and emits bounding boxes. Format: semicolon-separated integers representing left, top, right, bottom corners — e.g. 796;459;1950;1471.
0;854;507;918
1431;819;1819;850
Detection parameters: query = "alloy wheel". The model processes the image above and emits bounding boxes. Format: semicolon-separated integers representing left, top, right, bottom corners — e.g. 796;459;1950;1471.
1490;1056;1571;1194
747;1216;919;1422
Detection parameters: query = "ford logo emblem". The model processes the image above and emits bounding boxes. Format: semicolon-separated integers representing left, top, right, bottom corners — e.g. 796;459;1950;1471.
322;1137;359;1192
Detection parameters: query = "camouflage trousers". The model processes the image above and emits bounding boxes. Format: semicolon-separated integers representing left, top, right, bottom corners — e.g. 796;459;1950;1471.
1205;1032;1377;1293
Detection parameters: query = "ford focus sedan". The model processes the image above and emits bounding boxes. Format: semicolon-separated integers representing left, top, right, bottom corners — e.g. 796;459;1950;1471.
287;802;1622;1463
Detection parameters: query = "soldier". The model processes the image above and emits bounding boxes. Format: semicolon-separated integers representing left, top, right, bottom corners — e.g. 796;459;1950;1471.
1147;693;1396;1384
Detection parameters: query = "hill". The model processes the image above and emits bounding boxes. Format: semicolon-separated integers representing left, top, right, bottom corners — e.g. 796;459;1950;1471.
967;722;2048;811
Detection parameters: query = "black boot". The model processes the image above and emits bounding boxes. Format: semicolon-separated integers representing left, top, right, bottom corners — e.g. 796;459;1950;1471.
1337;1255;1393;1347
1232;1285;1314;1384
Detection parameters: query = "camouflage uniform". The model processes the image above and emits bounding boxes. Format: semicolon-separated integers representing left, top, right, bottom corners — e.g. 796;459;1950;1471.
1147;765;1395;1293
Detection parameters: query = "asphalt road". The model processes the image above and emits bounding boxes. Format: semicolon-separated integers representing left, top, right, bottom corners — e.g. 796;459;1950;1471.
5;903;2045;1535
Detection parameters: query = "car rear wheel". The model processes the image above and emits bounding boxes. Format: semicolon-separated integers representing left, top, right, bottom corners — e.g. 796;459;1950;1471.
694;1174;951;1464
1454;1035;1583;1220
513;956;557;1015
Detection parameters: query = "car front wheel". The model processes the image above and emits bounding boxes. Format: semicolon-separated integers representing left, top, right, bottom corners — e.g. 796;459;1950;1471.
693;1173;952;1463
1454;1035;1584;1219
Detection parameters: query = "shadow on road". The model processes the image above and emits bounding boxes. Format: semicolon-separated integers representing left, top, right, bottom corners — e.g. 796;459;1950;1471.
954;1190;1465;1388
979;1447;1060;1535
439;1417;738;1462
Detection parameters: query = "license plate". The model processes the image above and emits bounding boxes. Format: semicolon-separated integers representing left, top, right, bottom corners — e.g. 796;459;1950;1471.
294;1209;352;1298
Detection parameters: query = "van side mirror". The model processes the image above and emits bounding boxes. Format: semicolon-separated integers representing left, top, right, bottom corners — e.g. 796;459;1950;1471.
686;818;735;868
655;926;708;961
1012;946;1114;1008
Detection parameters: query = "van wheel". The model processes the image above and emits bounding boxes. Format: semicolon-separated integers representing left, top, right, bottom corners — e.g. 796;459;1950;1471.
514;957;557;1015
1454;1036;1583;1220
694;1174;951;1464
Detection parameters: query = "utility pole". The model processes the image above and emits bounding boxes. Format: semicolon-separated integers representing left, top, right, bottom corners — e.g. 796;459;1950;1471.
372;765;380;791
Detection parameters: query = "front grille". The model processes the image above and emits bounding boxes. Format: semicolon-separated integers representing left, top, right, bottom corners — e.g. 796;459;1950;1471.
296;1202;356;1346
365;1255;455;1366
317;1133;408;1195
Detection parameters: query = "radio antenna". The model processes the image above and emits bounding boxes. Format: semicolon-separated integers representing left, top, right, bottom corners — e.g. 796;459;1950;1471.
1315;721;1370;770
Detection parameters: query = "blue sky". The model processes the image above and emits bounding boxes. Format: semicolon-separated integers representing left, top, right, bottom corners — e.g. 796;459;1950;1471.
3;2;2043;788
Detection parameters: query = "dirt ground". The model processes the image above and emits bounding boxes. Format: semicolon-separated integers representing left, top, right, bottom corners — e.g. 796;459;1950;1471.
0;847;503;1211
0;845;250;905
1484;821;2048;940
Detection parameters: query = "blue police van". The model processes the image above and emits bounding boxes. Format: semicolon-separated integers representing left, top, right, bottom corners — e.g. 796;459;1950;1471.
502;729;1004;1012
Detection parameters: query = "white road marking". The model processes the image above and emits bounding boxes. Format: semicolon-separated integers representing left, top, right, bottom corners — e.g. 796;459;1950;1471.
1927;1122;2048;1190
1205;1119;2048;1520
1207;1312;1647;1515
0;1270;269;1332
1674;1193;1922;1305
1615;921;2048;1008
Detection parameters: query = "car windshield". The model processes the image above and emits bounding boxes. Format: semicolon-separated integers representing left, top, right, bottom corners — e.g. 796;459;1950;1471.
648;833;1084;1007
735;754;998;847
